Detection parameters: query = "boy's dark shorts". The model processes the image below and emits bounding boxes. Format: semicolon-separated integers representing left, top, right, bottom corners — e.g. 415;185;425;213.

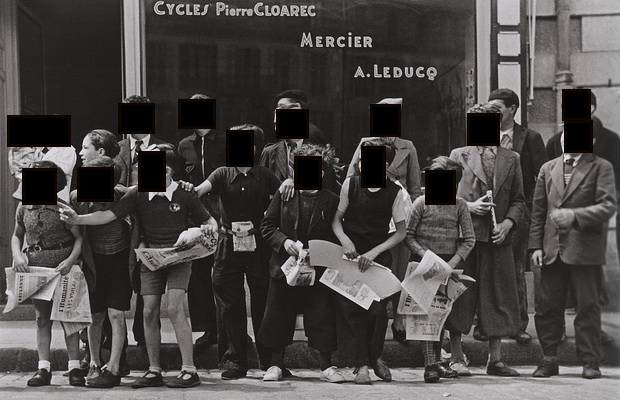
140;260;192;295
89;248;132;313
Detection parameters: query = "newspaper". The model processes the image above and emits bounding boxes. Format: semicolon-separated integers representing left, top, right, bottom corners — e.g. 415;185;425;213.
50;266;92;335
281;241;316;286
404;273;475;341
308;240;402;299
319;268;378;310
400;251;453;314
4;267;61;313
135;231;218;271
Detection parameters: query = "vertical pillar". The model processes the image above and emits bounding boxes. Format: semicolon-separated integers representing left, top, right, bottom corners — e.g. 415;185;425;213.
555;0;573;128
122;0;144;98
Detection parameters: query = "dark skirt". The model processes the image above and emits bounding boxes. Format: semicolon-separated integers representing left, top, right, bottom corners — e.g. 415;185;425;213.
445;241;519;338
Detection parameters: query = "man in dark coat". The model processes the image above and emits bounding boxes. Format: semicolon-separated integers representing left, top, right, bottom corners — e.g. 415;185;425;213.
530;133;616;379
177;94;226;348
488;88;548;344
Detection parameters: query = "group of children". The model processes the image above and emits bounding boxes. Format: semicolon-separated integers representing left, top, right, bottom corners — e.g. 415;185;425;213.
13;106;532;388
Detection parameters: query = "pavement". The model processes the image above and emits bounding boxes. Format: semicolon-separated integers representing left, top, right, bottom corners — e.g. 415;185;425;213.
1;367;619;400
0;312;619;372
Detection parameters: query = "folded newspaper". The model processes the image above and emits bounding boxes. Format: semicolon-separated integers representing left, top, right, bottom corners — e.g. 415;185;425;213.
400;251;453;314
281;241;316;286
319;268;378;310
4;267;61;313
135;231;218;271
308;240;402;299
4;265;92;336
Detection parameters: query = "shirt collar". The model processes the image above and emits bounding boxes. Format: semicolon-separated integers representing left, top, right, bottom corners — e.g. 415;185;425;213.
195;130;217;141
477;146;498;155
563;153;582;165
501;126;514;139
130;135;151;149
148;180;179;201
285;139;303;151
228;167;260;184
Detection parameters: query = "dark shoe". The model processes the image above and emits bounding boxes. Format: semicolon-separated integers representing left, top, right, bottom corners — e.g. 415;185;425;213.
282;368;293;378
532;360;559;378
515;330;532;344
424;364;441;383
195;331;218;347
131;370;165;388
119;360;131;377
438;364;459;379
372;358;392;382
473;326;488;342
486;360;520;377
221;368;247;380
69;368;86;386
88;368;121;388
582;363;601;379
166;370;201;388
391;323;407;345
27;369;52;387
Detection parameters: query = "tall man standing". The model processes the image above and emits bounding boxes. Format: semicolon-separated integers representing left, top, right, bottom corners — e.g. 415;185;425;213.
530;133;616;379
488;89;548;344
178;93;226;347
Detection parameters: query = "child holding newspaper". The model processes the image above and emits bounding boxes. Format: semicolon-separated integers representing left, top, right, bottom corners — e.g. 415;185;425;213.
60;145;218;389
11;161;85;387
403;156;475;383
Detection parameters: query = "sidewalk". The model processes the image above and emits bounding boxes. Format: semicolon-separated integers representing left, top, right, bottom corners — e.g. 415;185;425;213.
1;367;619;400
1;312;618;372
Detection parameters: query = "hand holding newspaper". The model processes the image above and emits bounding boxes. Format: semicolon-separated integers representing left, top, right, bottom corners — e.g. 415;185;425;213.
399;250;453;314
281;240;316;286
136;231;218;271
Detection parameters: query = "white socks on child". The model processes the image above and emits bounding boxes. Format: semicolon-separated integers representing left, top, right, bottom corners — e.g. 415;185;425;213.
182;365;197;373
38;360;51;372
68;360;80;371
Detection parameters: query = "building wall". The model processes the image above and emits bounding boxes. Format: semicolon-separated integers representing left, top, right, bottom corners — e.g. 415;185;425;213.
528;0;620;143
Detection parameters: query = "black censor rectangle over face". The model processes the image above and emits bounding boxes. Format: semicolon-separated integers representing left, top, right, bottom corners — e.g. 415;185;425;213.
77;167;114;202
467;113;500;146
226;129;254;167
425;170;457;205
138;151;166;192
563;120;594;153
178;99;216;129
360;145;386;188
369;104;401;137
562;89;591;121
294;156;322;190
21;168;57;205
7;115;71;147
275;109;309;140
118;103;155;135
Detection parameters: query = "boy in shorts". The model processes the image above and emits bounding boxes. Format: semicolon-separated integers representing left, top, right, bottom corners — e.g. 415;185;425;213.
61;145;218;388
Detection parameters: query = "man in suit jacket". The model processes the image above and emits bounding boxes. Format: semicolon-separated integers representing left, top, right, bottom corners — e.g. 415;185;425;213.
177;94;226;348
529;134;616;379
488;89;548;344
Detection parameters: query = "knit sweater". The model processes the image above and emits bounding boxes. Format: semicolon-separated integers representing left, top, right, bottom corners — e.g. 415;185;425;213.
404;195;476;262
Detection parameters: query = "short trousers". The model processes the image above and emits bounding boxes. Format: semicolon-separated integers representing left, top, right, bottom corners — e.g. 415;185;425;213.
89;248;132;313
140;260;192;295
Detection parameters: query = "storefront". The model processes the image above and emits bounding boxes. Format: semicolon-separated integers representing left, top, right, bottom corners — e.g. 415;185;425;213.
0;0;529;266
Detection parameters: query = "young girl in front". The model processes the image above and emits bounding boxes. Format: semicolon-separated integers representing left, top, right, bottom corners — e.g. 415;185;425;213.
403;156;475;383
11;160;84;387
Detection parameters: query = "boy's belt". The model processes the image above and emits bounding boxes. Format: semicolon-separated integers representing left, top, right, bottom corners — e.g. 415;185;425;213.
24;239;73;253
220;227;256;237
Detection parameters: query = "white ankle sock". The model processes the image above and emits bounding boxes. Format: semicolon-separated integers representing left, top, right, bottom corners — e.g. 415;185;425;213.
68;360;80;371
182;365;196;373
38;360;51;372
149;366;163;374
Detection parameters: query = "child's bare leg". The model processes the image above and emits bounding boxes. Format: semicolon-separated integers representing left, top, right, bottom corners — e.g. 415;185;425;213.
167;289;194;368
88;312;106;366
106;308;126;375
142;294;162;369
32;300;53;363
450;332;464;361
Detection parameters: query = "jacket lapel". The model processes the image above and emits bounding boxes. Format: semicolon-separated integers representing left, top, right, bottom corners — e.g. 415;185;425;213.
274;141;288;181
308;192;329;234
512;123;526;154
286;193;300;231
561;154;594;204
550;157;565;199
462;147;488;186
493;147;512;192
387;141;408;178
